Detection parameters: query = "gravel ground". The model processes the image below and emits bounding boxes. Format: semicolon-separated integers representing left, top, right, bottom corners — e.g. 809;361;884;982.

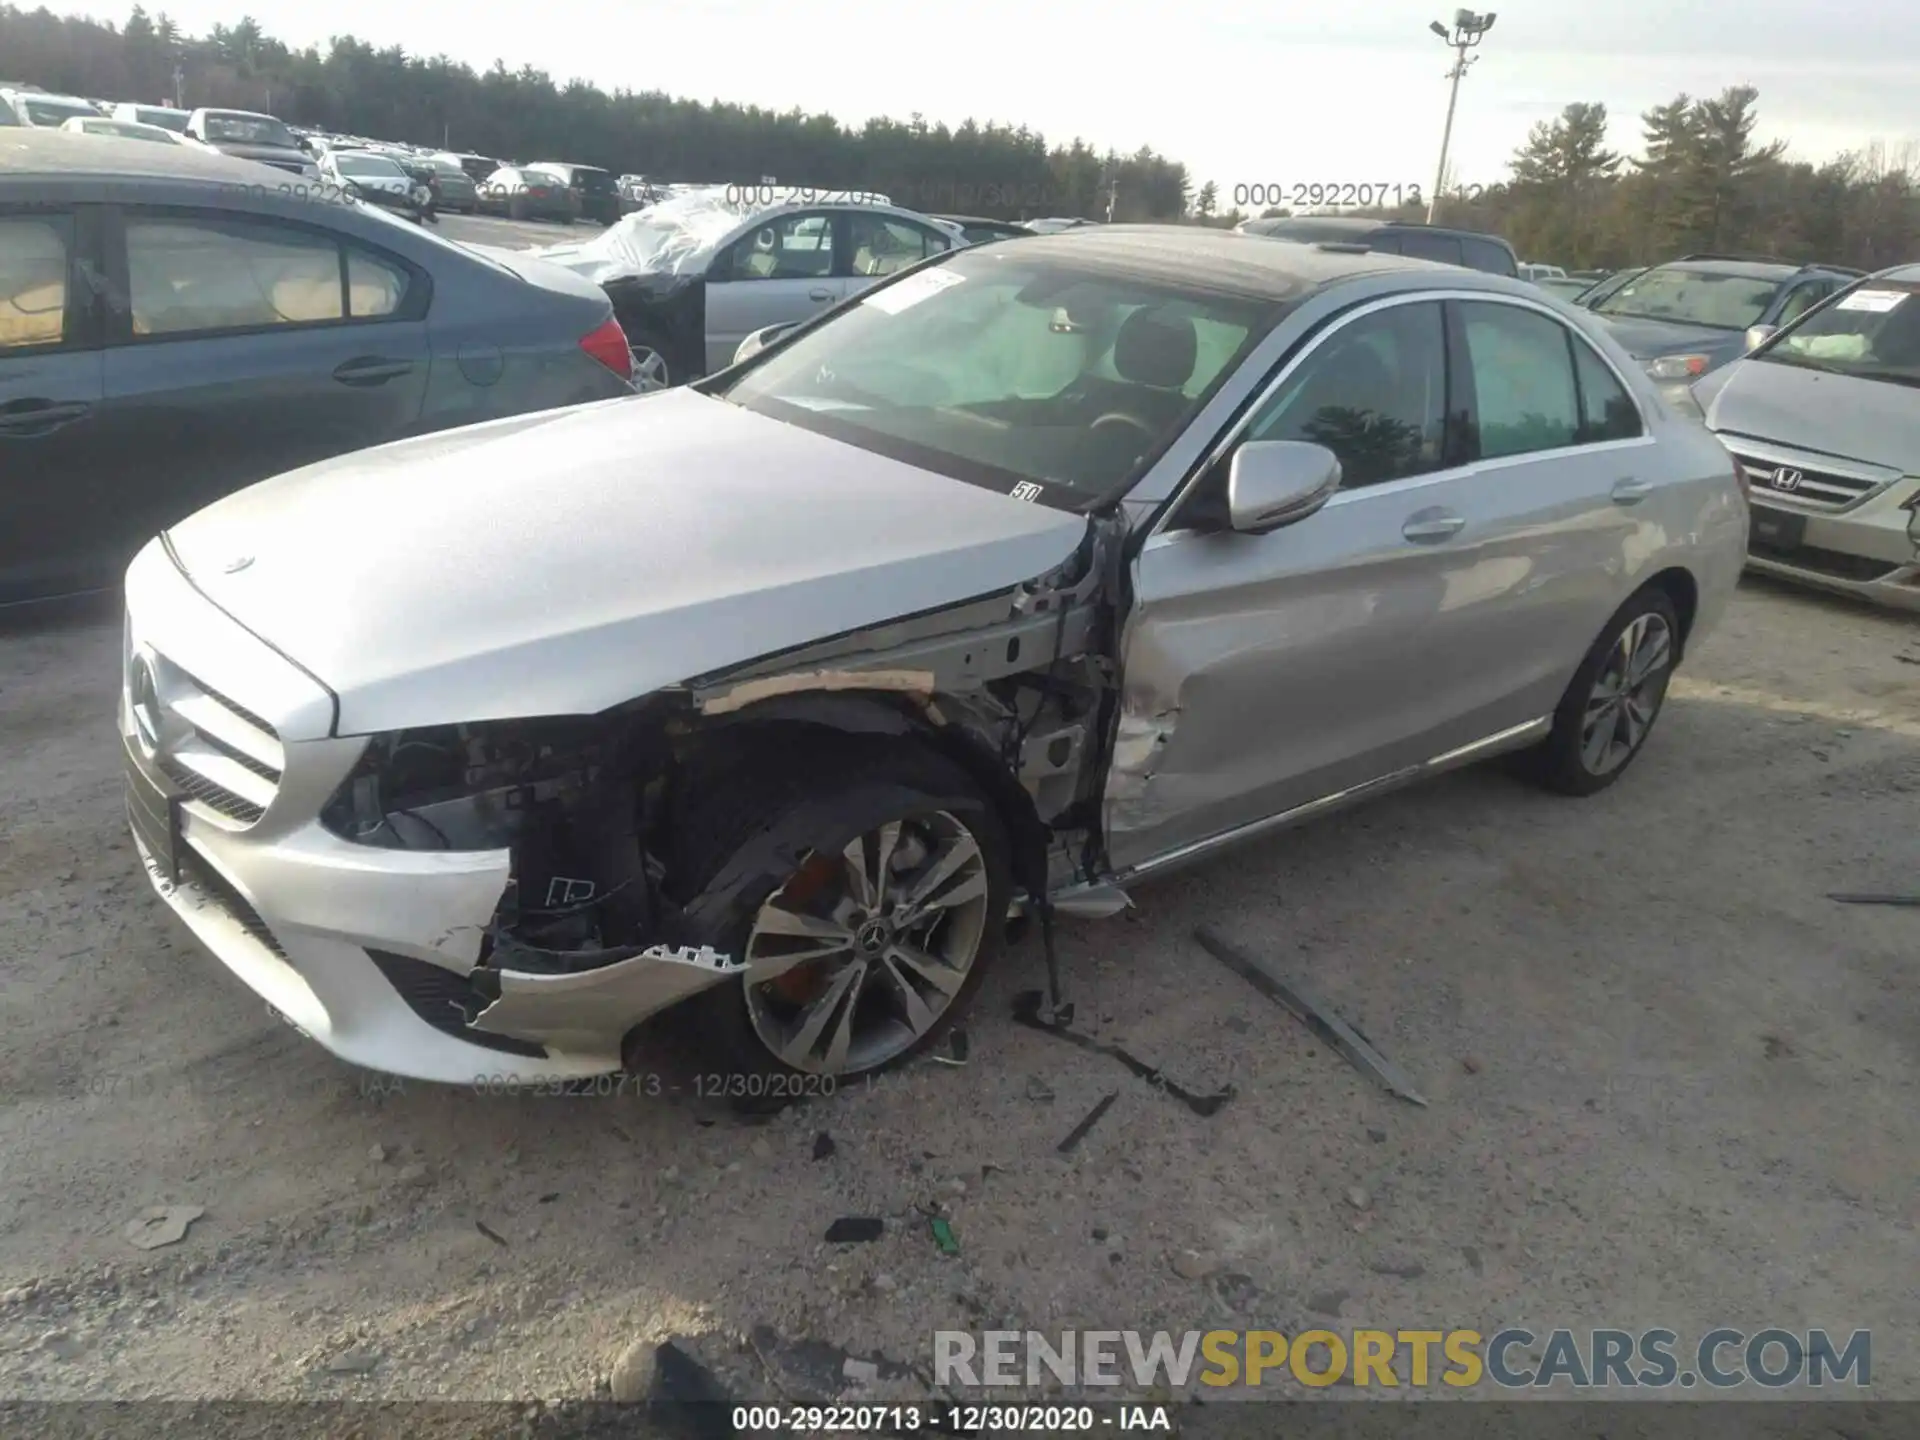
0;577;1916;1405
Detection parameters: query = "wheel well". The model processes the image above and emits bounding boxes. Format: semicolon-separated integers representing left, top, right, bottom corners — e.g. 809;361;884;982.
670;703;1052;899
1640;566;1699;661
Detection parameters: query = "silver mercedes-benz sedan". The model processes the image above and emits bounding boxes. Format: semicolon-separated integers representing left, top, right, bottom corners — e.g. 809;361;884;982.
120;227;1748;1087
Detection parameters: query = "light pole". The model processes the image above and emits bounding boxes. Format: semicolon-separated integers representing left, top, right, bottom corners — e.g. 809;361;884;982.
1426;9;1495;223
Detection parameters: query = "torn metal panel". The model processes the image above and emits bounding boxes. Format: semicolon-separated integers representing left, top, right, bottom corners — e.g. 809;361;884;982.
472;943;741;1048
1193;925;1428;1107
688;601;1100;712
694;668;936;718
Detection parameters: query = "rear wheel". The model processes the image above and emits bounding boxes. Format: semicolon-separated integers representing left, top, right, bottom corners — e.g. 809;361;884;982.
1524;587;1680;796
670;743;1010;1083
621;326;676;392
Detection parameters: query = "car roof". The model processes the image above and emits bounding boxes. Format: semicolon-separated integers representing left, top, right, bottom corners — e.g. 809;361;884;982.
0;128;269;182
1010;223;1489;299
1651;258;1798;281
6;89;98;105
1874;263;1920;283
194;107;279;120
1246;214;1512;247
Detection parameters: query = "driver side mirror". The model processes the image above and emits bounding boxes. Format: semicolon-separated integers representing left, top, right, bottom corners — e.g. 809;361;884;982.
1227;441;1342;534
1744;323;1777;353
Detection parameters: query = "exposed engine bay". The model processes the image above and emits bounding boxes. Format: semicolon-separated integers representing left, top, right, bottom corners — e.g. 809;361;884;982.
316;514;1128;1049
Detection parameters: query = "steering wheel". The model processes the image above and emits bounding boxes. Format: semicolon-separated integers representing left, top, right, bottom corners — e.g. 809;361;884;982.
1090;412;1156;447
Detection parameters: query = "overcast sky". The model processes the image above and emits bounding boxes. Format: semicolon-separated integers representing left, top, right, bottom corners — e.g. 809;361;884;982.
66;0;1920;196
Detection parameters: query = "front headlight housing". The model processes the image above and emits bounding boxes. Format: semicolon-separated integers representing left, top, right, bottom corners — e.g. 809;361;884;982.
1645;353;1712;381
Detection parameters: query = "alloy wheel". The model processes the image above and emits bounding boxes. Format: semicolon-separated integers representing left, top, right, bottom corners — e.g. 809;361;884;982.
1579;611;1673;776
628;345;671;392
742;812;991;1075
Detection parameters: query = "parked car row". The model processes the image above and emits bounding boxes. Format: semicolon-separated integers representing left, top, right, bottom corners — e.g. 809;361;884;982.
0;131;636;606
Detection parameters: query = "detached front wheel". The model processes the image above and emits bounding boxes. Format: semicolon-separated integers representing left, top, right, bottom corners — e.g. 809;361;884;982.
673;744;1010;1083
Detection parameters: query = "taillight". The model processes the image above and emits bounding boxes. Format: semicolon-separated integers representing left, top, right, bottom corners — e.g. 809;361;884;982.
1731;456;1750;501
580;318;632;381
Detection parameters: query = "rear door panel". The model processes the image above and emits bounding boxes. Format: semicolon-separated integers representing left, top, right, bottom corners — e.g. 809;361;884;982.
0;203;112;601
94;204;431;554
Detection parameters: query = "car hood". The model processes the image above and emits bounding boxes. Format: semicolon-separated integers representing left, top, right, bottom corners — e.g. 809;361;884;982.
1596;315;1736;360
1701;357;1920;473
164;389;1089;737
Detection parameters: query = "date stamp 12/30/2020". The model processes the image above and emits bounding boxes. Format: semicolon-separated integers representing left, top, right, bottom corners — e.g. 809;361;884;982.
1231;181;1487;210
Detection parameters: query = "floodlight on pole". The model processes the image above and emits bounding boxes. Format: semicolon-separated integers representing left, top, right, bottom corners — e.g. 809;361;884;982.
1427;9;1495;223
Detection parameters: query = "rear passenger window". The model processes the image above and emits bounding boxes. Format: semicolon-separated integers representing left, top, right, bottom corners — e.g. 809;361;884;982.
847;214;948;277
346;248;407;318
1;215;71;349
123;215;411;336
1459;300;1580;458
1460;236;1515;276
1571;339;1643;441
1395;230;1465;267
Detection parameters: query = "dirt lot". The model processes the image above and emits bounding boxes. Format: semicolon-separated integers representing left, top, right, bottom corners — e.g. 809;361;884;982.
1;578;1916;1405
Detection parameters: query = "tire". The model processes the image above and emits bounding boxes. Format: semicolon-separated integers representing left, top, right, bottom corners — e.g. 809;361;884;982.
669;740;1011;1086
621;326;677;392
1523;586;1681;796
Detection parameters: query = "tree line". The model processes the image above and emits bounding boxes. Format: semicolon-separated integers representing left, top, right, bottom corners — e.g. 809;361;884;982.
1253;88;1919;272
7;5;1915;267
0;4;1192;221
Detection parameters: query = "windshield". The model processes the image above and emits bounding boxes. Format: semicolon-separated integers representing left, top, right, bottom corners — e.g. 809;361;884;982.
572;168;616;192
1756;281;1920;386
430;158;466;177
713;250;1277;509
203;113;298;148
334;153;405;178
1593;266;1781;330
130;107;187;132
26;96;101;125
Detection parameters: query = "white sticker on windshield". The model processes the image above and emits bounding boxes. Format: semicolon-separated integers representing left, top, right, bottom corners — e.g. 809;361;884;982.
1836;288;1908;313
862;268;964;314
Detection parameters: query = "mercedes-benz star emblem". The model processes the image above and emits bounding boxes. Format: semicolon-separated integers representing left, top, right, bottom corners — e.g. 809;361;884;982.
223;555;255;574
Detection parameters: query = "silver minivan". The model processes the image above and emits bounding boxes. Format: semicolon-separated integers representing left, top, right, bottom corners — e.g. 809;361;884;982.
1694;264;1920;610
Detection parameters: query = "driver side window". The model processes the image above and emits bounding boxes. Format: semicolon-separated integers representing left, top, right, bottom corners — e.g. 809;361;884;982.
716;213;835;282
1174;301;1448;530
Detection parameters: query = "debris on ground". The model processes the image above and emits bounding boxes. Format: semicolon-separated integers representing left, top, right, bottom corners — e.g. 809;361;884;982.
123;1205;204;1251
323;1347;381;1375
475;1221;510;1247
1169;1249;1216;1281
38;1329;81;1360
1025;1076;1056;1103
929;1218;961;1256
1829;892;1920;907
1194;924;1428;1106
842;1357;880;1385
1461;1055;1483;1074
608;1337;657;1402
812;1132;836;1161
931;1029;970;1066
1346;1185;1372;1210
1308;1288;1349;1317
1012;990;1234;1117
747;1326;918;1401
366;1143;388;1164
825;1217;883;1244
1057;1091;1118;1153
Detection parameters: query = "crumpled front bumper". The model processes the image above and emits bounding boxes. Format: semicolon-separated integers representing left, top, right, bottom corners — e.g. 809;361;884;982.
121;537;740;1084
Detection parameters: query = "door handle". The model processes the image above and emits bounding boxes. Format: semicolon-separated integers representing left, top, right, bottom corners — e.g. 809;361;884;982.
0;399;92;437
1611;478;1654;504
1402;510;1466;543
808;287;834;302
332;357;414;386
